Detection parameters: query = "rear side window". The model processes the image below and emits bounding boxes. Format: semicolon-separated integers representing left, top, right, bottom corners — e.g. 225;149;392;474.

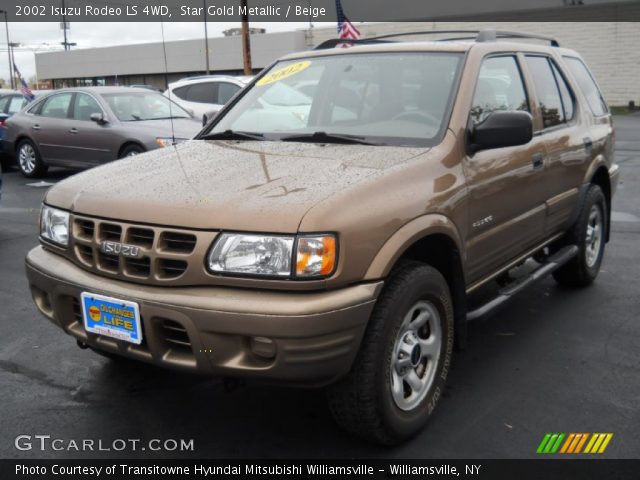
8;95;27;114
563;56;608;116
184;82;218;104
471;56;529;124
0;96;10;113
172;85;189;101
551;62;575;122
217;82;240;104
40;93;73;118
525;56;565;129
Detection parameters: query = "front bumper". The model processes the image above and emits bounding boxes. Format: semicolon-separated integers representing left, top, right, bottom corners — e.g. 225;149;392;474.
26;246;381;386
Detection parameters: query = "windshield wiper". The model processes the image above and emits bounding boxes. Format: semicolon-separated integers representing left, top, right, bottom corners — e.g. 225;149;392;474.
280;131;381;145
201;129;266;141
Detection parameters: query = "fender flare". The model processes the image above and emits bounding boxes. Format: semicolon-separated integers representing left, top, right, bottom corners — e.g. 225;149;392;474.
364;213;464;280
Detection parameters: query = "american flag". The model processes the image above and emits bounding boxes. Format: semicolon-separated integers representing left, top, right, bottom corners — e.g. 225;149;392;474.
335;0;360;44
13;63;35;101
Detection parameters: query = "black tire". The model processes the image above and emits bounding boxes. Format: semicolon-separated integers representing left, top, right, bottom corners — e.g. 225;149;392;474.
16;139;47;178
0;154;14;172
553;184;607;287
327;261;454;445
119;144;144;158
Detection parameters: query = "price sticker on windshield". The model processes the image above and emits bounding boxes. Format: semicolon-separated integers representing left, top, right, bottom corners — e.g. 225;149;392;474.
256;61;312;86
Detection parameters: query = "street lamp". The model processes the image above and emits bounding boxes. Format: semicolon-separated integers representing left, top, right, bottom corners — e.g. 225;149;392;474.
0;9;14;89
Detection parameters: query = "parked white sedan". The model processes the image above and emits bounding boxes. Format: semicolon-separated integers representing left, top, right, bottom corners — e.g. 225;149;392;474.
164;75;252;125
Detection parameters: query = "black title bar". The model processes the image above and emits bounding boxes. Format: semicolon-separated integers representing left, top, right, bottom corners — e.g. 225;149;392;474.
0;0;639;22
2;459;640;480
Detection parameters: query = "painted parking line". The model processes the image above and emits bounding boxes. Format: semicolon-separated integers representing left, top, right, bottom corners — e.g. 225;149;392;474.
611;211;640;223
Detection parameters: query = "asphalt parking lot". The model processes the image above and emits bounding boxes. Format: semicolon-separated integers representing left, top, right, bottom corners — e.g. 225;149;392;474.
1;116;638;459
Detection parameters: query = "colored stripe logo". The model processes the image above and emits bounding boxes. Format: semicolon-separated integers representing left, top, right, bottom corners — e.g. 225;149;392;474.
537;433;613;454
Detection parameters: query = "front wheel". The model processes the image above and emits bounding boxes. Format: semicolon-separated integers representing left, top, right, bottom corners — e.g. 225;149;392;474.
553;184;607;287
119;144;144;158
17;139;47;178
327;261;454;445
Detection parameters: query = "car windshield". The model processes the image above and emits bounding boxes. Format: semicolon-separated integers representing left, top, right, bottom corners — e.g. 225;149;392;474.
102;92;192;121
205;52;463;146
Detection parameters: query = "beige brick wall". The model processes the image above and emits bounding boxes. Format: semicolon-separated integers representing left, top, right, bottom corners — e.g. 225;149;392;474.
307;22;640;106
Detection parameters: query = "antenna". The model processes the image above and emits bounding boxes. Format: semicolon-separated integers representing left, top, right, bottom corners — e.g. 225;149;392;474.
159;20;176;146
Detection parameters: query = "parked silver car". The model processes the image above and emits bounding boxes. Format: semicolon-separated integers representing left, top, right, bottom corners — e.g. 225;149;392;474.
5;87;202;178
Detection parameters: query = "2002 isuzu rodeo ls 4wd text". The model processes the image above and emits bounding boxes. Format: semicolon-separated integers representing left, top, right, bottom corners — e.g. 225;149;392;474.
25;30;619;444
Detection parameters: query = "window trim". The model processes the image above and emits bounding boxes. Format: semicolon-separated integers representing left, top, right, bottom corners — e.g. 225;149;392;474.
522;53;578;134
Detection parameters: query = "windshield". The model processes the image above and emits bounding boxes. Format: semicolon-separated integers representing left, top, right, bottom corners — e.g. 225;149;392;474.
103;92;192;121
205;52;463;146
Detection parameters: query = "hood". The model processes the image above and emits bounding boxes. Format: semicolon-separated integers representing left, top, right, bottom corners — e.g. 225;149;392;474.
45;140;429;232
123;117;201;139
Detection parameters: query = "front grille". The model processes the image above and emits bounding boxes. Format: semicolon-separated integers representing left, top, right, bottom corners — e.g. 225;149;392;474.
158;259;188;279
159;232;197;253
100;223;122;241
128;228;154;248
69;215;217;285
125;257;151;277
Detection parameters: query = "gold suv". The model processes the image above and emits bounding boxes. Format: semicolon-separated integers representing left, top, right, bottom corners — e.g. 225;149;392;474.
26;30;619;444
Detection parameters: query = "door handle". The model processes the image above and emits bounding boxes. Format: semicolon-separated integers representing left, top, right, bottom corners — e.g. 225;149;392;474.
32;124;40;131
583;137;593;150
69;128;78;134
531;152;545;170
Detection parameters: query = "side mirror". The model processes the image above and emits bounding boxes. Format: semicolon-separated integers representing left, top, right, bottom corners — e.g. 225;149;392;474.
90;112;108;125
202;109;220;126
469;111;533;154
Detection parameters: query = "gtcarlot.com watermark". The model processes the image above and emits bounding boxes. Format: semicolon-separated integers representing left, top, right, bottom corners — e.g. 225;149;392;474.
15;434;194;452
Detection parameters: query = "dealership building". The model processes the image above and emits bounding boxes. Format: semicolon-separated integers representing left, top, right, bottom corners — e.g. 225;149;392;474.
35;21;640;106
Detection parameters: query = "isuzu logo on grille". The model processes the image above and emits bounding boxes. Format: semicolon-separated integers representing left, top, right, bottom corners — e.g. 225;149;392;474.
100;241;142;259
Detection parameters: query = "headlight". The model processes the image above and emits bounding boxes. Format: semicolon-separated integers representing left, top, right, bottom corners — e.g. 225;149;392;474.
40;205;70;247
155;137;187;148
208;233;337;279
208;233;295;277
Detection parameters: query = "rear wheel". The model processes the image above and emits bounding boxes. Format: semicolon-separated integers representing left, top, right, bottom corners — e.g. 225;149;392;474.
17;139;47;178
553;184;607;287
327;261;454;445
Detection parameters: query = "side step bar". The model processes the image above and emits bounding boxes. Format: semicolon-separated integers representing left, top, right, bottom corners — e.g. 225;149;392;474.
466;245;578;322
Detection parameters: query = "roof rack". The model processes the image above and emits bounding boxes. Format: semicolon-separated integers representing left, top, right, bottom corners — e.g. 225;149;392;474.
313;29;560;50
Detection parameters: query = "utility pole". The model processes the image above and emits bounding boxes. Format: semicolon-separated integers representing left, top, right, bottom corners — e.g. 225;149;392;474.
203;0;210;74
0;10;14;89
60;0;74;51
240;0;252;75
